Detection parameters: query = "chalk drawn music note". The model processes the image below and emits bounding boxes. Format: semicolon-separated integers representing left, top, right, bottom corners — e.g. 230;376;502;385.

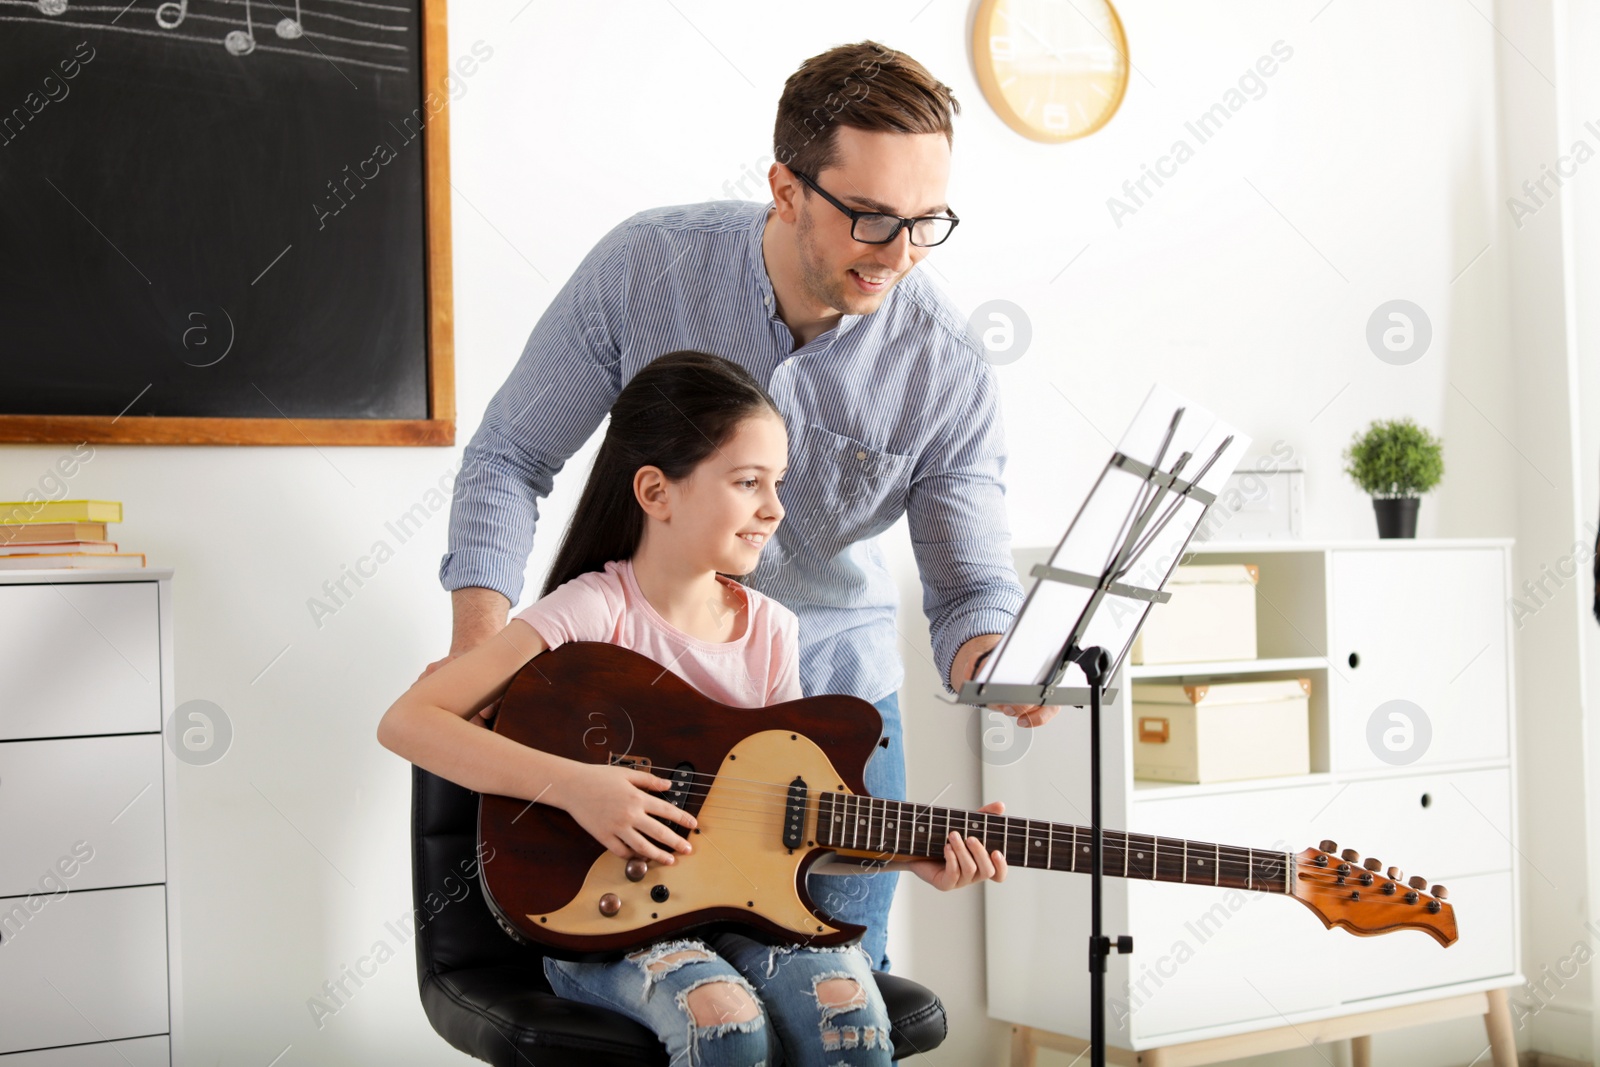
275;0;302;39
224;0;256;55
8;0;412;74
154;0;185;29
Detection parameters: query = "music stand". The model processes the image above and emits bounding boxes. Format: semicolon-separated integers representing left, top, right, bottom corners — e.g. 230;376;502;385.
959;384;1250;1067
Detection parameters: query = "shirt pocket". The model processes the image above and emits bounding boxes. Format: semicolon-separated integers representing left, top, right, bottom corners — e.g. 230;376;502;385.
781;424;915;553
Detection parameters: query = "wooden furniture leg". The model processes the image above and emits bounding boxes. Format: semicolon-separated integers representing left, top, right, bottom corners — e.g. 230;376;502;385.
1483;987;1519;1067
1011;1024;1036;1067
1350;1034;1372;1067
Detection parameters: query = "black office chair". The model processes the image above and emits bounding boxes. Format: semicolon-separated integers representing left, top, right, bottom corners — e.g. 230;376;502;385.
410;766;949;1064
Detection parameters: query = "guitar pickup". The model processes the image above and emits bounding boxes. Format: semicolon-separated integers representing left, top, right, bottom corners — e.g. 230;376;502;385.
783;776;807;850
664;762;695;811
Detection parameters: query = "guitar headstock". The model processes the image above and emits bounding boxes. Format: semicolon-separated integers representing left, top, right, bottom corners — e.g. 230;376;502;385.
1289;841;1458;947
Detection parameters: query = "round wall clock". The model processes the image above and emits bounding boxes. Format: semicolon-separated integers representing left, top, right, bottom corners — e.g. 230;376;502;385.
971;0;1131;143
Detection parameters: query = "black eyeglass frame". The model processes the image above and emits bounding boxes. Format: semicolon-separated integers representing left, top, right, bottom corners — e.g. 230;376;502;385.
789;168;961;248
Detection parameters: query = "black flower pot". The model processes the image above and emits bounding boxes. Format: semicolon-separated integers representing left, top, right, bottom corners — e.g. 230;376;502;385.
1372;497;1420;538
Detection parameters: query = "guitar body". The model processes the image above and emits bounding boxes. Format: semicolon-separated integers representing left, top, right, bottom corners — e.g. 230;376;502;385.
480;642;885;960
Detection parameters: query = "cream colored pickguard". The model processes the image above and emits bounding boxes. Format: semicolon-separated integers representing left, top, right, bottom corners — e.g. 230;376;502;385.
532;729;857;940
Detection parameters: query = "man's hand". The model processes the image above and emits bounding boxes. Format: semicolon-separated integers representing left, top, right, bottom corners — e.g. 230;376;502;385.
421;586;512;727
906;800;1008;890
951;633;1060;728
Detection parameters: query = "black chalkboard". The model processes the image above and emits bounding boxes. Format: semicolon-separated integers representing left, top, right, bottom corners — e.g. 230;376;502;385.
0;0;453;442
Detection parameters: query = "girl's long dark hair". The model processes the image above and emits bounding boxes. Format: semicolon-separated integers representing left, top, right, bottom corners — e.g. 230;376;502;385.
540;351;781;597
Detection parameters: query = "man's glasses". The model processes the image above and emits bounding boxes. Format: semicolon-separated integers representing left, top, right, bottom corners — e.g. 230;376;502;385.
790;168;960;248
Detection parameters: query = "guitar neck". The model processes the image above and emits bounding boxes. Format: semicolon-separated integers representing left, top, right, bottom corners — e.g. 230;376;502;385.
815;793;1292;894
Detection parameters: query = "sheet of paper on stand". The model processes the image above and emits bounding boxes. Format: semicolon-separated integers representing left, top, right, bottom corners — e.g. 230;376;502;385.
976;384;1252;701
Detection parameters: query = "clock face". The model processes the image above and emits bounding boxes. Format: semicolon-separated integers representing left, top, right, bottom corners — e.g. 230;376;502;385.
972;0;1130;143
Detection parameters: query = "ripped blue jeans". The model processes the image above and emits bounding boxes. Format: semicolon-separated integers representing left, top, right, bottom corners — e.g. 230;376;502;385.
544;930;894;1067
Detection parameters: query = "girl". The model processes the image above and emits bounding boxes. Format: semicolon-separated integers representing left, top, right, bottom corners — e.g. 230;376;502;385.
378;350;1007;1067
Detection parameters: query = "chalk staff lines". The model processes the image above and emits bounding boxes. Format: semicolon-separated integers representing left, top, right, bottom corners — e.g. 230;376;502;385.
0;0;414;74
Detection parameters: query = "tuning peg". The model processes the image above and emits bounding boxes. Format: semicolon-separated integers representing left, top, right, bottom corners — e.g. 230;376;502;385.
1319;839;1338;853
1431;884;1449;900
1341;849;1361;863
1408;875;1427;891
1386;866;1404;881
1363;858;1383;871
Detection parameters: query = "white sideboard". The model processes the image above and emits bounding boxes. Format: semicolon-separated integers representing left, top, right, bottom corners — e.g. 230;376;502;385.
0;570;180;1064
983;540;1520;1051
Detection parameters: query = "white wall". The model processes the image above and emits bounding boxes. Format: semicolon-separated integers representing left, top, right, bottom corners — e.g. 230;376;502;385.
2;1;1582;1063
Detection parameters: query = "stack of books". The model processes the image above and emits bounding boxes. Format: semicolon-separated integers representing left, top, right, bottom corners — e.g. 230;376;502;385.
0;500;146;570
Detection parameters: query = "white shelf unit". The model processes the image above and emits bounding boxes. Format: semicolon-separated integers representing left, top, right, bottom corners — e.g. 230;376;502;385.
983;540;1520;1052
0;570;181;1065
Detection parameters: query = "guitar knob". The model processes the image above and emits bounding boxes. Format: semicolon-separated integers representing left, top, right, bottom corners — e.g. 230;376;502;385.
1319;839;1338;853
1386;867;1404;881
598;893;621;917
1363;858;1383;871
1408;875;1428;891
1431;884;1449;900
625;858;649;882
1341;849;1361;863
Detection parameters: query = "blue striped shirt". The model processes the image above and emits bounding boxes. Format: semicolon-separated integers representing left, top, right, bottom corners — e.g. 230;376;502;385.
441;199;1025;705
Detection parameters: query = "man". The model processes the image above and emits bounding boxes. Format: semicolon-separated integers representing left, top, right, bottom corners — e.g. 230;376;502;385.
436;40;1057;972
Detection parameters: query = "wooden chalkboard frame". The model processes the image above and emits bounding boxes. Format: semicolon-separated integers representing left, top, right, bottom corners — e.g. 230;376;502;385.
0;0;454;448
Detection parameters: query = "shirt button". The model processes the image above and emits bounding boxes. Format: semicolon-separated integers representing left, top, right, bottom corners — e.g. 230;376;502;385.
763;295;772;306
857;451;867;460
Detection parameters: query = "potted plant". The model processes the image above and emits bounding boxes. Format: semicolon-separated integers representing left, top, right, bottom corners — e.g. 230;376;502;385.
1342;418;1444;538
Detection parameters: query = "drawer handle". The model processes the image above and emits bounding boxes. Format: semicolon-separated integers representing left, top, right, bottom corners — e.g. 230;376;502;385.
1349;651;1360;669
1420;792;1432;809
1138;717;1169;744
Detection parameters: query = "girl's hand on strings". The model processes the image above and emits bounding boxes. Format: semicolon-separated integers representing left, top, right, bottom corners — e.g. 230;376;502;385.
555;763;698;866
907;800;1009;891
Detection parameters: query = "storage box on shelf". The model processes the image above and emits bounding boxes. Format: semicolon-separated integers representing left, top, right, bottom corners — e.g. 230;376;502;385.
1130;563;1259;666
0;570;181;1065
1132;678;1312;784
985;540;1518;1063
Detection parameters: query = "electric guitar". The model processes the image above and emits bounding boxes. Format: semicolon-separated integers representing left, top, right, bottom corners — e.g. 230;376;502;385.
479;642;1458;959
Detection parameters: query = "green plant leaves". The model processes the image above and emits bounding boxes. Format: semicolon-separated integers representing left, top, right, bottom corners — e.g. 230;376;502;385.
1342;418;1444;497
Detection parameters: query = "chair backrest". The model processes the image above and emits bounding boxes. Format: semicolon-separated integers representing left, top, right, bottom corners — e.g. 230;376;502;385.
410;765;553;988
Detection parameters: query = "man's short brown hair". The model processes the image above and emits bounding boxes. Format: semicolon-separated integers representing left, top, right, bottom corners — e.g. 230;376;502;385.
773;41;960;178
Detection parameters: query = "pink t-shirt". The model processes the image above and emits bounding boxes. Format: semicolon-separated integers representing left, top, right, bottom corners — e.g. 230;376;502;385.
512;559;802;709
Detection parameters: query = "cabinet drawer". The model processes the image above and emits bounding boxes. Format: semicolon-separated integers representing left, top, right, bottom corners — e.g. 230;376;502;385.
1127;878;1337;1039
0;1035;168;1065
0;583;162;741
1331;870;1515;1002
0;735;166;896
1131;781;1340;855
0;885;168;1054
1316;768;1511;881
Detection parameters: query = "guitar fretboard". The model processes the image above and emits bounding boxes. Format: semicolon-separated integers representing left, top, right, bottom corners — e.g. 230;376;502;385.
815;792;1291;893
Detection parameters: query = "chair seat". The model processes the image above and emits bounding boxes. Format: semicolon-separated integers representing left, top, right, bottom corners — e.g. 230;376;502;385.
420;961;947;1065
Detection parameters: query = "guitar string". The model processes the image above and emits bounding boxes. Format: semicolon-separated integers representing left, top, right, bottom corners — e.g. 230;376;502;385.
635;777;1280;864
597;787;1288;871
649;799;1276;867
620;767;1281;863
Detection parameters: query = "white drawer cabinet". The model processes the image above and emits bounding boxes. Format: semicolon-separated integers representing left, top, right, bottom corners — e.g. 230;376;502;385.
984;541;1520;1053
0;572;179;1064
